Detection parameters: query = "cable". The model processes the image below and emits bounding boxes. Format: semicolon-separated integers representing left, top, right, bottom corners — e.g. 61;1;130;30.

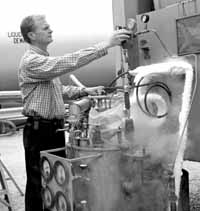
135;77;172;118
144;83;172;118
108;71;130;87
107;71;172;118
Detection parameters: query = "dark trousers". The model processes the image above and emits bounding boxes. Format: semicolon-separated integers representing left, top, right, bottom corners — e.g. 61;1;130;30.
23;117;66;211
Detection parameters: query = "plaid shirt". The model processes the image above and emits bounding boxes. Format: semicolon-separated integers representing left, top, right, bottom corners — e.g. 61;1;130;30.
18;44;107;119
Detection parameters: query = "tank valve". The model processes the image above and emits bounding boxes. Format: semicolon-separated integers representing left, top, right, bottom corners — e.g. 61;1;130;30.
79;163;88;170
81;200;90;211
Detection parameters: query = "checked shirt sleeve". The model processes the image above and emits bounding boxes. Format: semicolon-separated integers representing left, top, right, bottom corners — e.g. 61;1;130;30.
24;43;108;81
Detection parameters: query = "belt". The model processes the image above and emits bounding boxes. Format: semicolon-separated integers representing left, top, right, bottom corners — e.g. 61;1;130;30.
27;117;64;130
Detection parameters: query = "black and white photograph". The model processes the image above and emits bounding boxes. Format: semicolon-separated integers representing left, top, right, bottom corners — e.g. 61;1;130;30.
1;0;200;211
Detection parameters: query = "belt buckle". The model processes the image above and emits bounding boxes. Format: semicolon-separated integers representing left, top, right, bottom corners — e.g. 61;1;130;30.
33;119;39;130
56;119;61;125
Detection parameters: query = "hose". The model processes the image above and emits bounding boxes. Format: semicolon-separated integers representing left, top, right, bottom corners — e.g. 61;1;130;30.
0;119;16;137
135;77;172;118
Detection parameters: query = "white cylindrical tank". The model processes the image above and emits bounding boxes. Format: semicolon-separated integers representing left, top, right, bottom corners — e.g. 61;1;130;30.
0;0;115;91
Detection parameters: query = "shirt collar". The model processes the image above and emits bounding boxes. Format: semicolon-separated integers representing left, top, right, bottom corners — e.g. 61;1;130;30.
29;45;49;56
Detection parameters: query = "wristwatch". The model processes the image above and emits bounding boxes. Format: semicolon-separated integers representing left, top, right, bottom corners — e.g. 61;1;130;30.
79;87;87;97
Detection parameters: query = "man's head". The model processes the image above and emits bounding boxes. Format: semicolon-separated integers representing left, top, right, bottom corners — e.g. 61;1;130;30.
20;15;53;47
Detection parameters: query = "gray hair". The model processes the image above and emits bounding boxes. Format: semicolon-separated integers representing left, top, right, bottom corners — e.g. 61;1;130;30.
20;15;45;44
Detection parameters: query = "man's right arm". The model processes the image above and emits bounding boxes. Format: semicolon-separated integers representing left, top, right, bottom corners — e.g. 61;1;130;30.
22;29;131;81
23;43;108;81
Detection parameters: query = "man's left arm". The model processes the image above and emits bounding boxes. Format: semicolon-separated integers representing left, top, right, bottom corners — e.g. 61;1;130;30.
62;85;105;98
62;84;87;99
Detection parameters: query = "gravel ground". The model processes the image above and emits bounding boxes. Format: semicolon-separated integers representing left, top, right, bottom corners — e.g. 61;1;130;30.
0;132;200;211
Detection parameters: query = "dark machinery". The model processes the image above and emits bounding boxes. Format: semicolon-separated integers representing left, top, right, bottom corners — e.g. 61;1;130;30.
40;52;193;211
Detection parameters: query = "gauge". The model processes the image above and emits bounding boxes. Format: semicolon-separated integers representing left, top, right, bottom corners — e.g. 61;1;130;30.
55;191;71;211
54;161;69;186
141;14;150;23
127;18;136;30
40;156;53;182
42;186;54;209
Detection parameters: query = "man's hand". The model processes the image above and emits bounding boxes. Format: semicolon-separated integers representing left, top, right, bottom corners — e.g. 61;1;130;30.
83;86;105;95
103;29;132;49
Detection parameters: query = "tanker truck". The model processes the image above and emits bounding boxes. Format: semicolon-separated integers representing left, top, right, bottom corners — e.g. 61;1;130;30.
0;0;115;107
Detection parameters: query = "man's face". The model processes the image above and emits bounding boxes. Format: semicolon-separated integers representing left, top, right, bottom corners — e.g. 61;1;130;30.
31;17;53;45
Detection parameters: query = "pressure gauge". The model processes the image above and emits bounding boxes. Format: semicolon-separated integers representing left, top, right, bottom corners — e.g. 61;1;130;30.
127;18;136;30
41;156;53;182
54;161;69;186
42;186;54;209
55;191;71;211
141;14;150;23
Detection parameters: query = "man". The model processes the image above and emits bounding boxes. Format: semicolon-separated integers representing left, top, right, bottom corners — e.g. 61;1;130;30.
19;14;131;211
